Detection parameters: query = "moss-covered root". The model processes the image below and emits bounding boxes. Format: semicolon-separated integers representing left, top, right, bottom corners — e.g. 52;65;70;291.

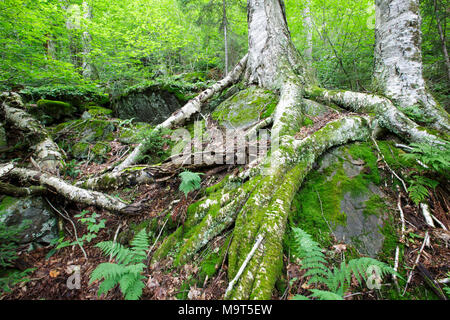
6;165;138;215
305;86;447;144
226;116;372;299
0;92;64;173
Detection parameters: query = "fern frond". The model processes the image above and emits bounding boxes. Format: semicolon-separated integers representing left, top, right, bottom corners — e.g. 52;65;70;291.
95;241;133;264
90;263;126;282
310;289;344;300
130;229;149;263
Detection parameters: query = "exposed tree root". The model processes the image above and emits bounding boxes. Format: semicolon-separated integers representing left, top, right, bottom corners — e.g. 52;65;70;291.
2;164;139;214
0;92;65;174
0;181;47;197
305;87;446;144
151;80;375;299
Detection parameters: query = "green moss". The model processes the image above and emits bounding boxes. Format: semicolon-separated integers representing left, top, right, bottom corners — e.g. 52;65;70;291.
91;142;111;159
0;196;17;214
302;116;314;127
212;87;278;128
290;142;383;246
198;235;232;282
87;106;113;117
363;195;387;218
72;142;90;159
29;99;75;124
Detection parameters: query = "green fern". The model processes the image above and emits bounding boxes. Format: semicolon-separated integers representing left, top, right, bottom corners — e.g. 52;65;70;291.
179;170;203;197
290;227;400;300
401;142;450;175
90;229;149;300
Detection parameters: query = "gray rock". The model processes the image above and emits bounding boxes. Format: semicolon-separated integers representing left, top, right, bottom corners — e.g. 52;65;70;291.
111;86;182;125
0;196;58;244
317;145;387;257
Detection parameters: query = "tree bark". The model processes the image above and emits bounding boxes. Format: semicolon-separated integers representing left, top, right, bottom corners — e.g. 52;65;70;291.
3;164;139;215
0;92;64;174
81;1;99;80
245;0;314;89
433;0;450;82
374;0;450;132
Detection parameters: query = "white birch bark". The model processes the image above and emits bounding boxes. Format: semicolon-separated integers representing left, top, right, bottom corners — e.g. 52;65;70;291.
0;92;64;174
374;0;449;132
3;164;136;214
245;0;313;89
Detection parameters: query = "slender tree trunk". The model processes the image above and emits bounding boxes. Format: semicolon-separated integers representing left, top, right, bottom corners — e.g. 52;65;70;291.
81;1;98;80
303;0;313;62
433;0;450;82
223;0;229;76
374;0;450;132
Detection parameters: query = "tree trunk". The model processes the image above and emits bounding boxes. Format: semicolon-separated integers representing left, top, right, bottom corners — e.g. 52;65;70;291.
245;0;314;89
433;0;450;82
81;1;99;80
374;0;450;132
0;92;64;174
303;0;313;62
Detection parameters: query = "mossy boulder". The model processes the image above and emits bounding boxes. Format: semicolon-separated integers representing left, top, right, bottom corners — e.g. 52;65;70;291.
81;106;113;119
111;85;185;124
212;86;278;129
118;122;153;144
28;99;76;124
0;196;58;245
51;118;116;163
292;142;393;257
19;85;109;109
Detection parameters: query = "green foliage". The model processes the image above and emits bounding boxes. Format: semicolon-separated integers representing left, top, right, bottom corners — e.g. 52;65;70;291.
61;159;81;179
289;227;399;300
0;220;30;268
138;127;173;164
179;170;203;197
401;142;450;205
46;210;105;259
401;142;450;175
406;175;439;205
0;219;34;293
90;229;150;300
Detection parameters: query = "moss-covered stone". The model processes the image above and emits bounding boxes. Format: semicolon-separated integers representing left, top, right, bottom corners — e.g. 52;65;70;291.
212;86;279;128
290;142;393;257
0;196;58;244
29;99;75;124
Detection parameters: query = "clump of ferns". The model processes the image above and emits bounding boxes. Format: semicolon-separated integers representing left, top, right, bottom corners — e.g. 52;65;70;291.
89;229;150;300
289;227;400;300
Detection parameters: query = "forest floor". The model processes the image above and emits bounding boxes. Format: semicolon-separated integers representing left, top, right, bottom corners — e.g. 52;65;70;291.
1;109;449;301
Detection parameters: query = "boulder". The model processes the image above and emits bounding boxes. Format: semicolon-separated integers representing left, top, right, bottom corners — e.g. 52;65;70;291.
28;99;76;124
293;142;392;257
212;86;278;129
0;196;58;245
111;85;184;125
